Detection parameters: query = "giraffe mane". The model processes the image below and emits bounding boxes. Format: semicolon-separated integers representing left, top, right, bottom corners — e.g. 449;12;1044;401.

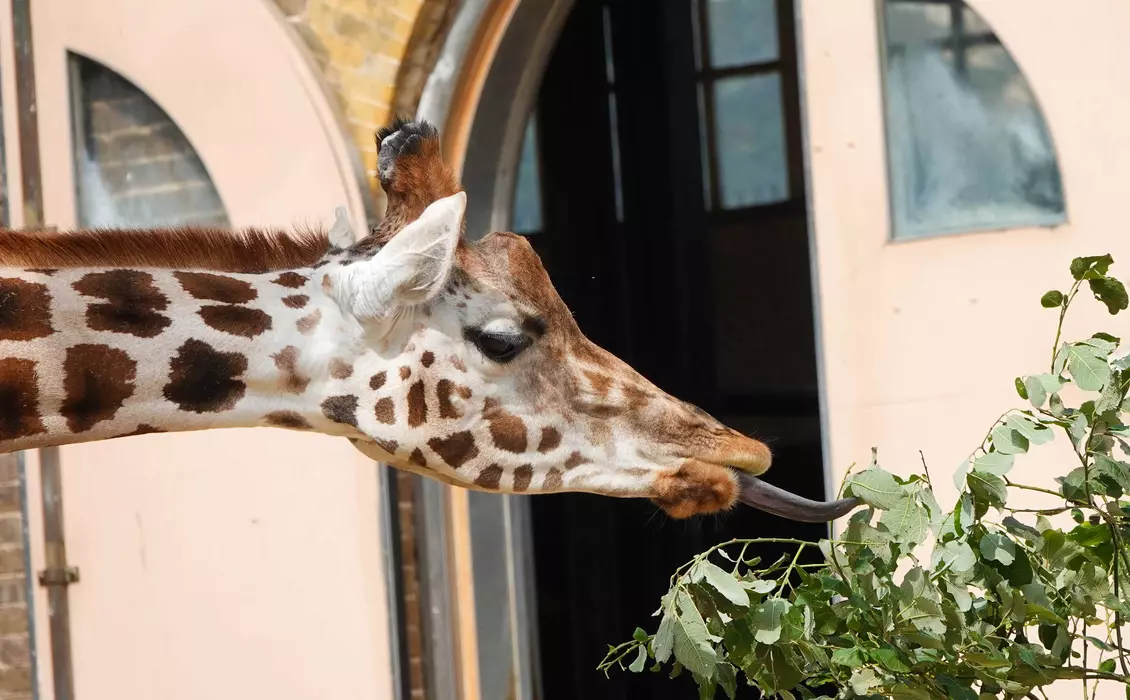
0;226;333;273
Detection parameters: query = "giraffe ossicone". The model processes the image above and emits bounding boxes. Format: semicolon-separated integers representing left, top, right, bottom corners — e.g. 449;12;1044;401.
0;118;859;523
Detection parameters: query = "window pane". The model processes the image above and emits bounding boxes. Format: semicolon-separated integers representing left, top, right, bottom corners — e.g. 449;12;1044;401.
713;73;789;208
71;55;229;228
511;115;543;234
706;0;778;68
882;0;1065;239
884;1;951;47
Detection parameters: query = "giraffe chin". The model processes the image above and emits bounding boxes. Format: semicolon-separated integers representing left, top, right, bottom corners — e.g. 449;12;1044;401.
733;471;862;523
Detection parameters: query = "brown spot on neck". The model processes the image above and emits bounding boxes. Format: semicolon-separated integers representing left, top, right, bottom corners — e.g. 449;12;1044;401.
73;270;171;339
374;397;396;424
436;379;463;419
297;309;322;335
421;351;435;368
399;366;411;380
199;305;272;338
282;294;309;309
61;344;137;432
163;339;247;413
512;465;533;492
321;395;359;427
543;468;563;491
272;346;310;394
563;451;589;470
0;358;46;441
273;272;308;288
173;271;257;304
370;371;387;390
537;427;561;453
265;411;312;430
483;398;527;453
407;380;428;427
329;358;354;379
409;448;428;467
474;465;503;490
427;431;478;469
0;278;54;341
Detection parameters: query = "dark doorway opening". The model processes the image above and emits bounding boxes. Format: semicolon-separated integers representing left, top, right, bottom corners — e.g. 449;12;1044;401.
512;0;827;697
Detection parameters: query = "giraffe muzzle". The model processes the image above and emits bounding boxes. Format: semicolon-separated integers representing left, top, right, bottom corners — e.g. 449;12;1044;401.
733;471;861;523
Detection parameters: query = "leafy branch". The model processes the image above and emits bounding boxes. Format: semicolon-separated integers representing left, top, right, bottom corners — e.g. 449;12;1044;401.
600;254;1130;700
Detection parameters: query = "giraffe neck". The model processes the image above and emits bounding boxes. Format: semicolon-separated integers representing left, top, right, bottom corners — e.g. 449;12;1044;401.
0;264;365;452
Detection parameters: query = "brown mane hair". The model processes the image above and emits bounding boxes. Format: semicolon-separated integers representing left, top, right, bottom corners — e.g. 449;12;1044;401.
0;226;333;273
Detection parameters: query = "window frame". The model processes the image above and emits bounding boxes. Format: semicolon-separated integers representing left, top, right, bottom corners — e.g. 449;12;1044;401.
876;0;1069;242
692;0;806;216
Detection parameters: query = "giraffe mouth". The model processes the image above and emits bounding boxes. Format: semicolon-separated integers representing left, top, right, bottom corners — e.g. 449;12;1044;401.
732;471;861;523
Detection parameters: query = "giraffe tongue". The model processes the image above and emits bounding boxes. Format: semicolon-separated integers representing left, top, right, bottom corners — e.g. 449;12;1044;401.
734;472;861;523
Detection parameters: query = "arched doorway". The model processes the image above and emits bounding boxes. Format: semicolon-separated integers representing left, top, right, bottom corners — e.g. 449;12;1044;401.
425;0;830;698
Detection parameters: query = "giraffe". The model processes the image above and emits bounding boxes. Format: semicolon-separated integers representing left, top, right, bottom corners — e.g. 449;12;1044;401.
0;119;859;523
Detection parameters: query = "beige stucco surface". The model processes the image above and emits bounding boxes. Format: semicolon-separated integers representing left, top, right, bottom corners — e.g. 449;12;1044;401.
11;0;395;698
801;2;1130;697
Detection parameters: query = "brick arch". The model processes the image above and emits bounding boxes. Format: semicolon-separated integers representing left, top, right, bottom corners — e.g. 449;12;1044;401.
32;0;373;233
274;0;461;208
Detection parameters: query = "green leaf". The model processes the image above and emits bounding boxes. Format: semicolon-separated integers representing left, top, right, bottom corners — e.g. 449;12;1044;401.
1068;344;1111;391
846;469;904;510
698;562;749;608
939;540;977;572
1022;376;1046;408
753;645;804;695
751;598;790;644
1014;377;1028;400
1050;392;1065;417
968;469;1008;508
1071;254;1114;281
830;647;865;666
1006;414;1054;445
1089;276;1129;315
1054;342;1071;375
715;662;737;700
880;496;930;545
979;532;1016;565
654;609;675;663
633;627;649;644
1095;454;1130;493
972;451;1014;476
1100;659;1117;674
991;424;1029;455
1040;290;1064;308
849;668;881;696
1038;373;1066;393
870;645;912;673
744;579;776;595
629;645;648;672
1087;636;1116;652
672;590;718;680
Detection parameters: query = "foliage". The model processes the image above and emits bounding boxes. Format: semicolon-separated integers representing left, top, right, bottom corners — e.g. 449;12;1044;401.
599;255;1130;699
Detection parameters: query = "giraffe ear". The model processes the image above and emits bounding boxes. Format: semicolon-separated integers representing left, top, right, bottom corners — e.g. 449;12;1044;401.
329;191;466;319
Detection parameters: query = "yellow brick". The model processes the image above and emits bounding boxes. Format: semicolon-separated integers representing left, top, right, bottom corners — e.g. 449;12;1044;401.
358;54;400;83
322;36;367;69
396;0;424;17
337;0;382;19
338;69;395;104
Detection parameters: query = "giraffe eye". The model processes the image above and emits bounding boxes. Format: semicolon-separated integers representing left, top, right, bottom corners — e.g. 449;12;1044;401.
464;327;531;363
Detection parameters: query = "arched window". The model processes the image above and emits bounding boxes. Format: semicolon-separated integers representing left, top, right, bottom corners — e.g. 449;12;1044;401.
69;54;229;228
881;0;1065;239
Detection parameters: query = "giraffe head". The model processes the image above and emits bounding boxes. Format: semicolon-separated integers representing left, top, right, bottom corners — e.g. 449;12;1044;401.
319;120;858;522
